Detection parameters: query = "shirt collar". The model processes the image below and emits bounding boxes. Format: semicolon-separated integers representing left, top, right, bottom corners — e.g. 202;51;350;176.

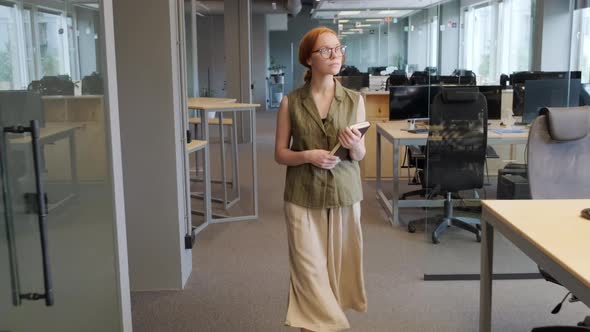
301;79;345;102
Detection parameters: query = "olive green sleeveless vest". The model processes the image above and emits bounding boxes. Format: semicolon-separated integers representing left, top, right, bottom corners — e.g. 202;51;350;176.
284;80;363;208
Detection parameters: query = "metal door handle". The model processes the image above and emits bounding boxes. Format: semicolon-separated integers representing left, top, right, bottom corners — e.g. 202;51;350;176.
2;120;53;306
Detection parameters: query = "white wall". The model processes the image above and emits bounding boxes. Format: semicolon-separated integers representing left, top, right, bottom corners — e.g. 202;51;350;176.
197;15;227;97
440;0;460;74
252;14;268;110
408;10;429;70
76;7;100;78
195;14;267;108
113;0;191;291
540;0;573;71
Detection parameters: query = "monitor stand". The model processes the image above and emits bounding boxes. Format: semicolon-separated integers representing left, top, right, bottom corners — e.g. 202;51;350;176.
407;117;429;130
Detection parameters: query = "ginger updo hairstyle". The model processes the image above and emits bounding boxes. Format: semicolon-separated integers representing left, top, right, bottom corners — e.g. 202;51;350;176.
298;26;345;83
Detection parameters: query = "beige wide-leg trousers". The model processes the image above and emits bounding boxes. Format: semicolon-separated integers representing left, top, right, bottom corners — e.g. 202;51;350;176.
284;201;368;332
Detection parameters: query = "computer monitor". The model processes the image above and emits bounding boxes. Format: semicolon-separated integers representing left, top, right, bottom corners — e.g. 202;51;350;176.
368;66;387;76
580;83;590;106
478;85;502;120
337;73;369;90
389;85;441;120
0;90;45;127
522;78;581;124
390;84;501;121
511;71;581;115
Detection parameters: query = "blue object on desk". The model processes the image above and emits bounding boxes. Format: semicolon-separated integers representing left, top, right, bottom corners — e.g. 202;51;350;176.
492;128;525;134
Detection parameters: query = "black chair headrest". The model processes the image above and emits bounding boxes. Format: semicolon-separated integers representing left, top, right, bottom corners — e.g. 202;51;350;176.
539;106;590;141
441;87;480;103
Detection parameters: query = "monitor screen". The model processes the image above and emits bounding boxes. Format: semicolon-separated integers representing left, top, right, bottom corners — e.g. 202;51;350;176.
389;85;440;120
478;85;502;120
390;85;500;120
337;73;369;90
580;83;590;106
522;78;581;124
511;71;581;115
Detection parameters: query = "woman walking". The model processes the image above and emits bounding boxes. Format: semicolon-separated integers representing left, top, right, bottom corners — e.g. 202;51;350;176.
274;26;368;332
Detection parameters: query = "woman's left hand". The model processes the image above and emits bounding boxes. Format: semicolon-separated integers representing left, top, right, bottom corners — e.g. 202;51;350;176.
338;127;362;150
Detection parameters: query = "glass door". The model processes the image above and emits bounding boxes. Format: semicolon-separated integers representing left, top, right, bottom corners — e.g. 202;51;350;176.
0;1;128;331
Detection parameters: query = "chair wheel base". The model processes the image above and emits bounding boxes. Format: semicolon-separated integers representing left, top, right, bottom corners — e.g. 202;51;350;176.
432;233;440;244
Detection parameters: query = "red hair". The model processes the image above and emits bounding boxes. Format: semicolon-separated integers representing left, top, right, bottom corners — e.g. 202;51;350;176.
298;26;344;83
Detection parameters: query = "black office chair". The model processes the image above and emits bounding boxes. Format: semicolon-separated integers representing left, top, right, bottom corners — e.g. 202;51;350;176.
527;106;590;331
386;70;409;87
452;69;477;85
409;71;429;85
408;87;487;244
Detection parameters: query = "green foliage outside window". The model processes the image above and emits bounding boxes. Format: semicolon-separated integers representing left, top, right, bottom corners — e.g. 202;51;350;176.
0;42;13;83
42;54;59;76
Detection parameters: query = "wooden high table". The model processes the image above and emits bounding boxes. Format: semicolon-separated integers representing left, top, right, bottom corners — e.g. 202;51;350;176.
375;120;529;227
188;97;237;107
9;123;81;212
188;102;260;226
480;199;590;331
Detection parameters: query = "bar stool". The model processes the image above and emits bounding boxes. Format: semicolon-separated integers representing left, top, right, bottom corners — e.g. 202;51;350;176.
186;139;209;237
189;112;239;210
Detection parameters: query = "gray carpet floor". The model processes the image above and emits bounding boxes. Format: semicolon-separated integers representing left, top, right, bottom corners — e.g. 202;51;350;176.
131;111;588;332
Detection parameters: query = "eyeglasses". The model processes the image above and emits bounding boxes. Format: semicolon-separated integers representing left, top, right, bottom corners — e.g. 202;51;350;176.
311;45;347;59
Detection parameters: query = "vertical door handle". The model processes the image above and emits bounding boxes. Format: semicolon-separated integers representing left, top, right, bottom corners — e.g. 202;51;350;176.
3;120;53;306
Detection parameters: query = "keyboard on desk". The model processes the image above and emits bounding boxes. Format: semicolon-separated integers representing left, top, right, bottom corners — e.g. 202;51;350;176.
408;128;429;134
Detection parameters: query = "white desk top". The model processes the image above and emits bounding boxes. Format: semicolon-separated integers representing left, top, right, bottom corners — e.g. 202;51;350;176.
376;120;528;142
482;199;590;291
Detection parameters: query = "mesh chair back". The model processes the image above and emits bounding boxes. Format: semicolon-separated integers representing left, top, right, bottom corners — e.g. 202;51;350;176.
426;87;488;193
527;106;590;199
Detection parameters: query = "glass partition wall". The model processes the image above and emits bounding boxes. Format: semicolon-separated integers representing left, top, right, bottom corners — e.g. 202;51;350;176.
419;1;588;331
1;0;126;330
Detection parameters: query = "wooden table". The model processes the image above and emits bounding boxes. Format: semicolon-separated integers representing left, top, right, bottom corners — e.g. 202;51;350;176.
188;103;260;226
376;120;529;226
188;97;237;108
480;199;590;331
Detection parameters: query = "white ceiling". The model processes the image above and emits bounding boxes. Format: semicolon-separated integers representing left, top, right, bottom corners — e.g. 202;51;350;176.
312;0;446;20
316;0;445;10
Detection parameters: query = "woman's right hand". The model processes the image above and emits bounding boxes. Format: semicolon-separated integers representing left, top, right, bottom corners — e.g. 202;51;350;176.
305;150;340;169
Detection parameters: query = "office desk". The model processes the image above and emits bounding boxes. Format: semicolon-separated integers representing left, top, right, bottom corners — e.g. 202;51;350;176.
10;123;80;212
188;103;260;226
480;200;590;332
376;121;529;226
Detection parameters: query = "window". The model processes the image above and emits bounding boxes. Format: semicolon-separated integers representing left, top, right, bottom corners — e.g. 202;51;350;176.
462;4;497;84
572;7;590;82
497;0;533;76
461;0;533;84
0;1;99;91
37;9;70;76
429;15;439;68
0;2;20;89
